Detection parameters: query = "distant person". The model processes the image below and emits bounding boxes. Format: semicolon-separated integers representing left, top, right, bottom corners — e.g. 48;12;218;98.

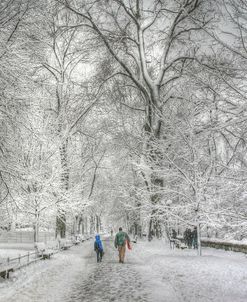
192;227;198;249
94;234;104;263
171;229;177;239
110;229;113;237
114;227;130;263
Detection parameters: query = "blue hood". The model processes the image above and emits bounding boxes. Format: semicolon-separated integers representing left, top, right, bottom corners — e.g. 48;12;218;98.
95;234;103;251
95;235;101;241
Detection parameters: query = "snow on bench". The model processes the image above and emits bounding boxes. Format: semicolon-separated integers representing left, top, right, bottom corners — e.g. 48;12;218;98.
46;240;59;250
174;239;187;249
169;237;187;249
34;242;54;259
59;239;73;250
0;264;15;279
72;238;80;245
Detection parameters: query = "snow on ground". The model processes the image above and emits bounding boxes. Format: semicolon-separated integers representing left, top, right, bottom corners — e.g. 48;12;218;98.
0;238;150;302
0;249;30;261
0;241;94;302
0;237;247;302
0;243;34;250
130;239;247;302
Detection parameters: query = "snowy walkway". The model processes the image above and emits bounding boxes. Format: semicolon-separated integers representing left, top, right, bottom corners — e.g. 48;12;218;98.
0;238;247;302
0;238;152;302
68;238;149;302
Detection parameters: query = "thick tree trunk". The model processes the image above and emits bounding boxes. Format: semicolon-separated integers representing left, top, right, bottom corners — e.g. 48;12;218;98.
145;91;164;240
85;216;88;234
148;171;164;240
33;218;39;243
56;139;69;238
90;215;95;234
56;214;66;238
34;202;39;242
135;201;142;236
78;216;84;234
197;221;202;256
96;215;100;233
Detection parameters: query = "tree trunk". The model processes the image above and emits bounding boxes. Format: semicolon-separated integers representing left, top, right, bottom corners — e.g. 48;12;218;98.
145;90;164;240
148;214;153;241
34;203;39;242
90;215;95;234
85;216;88;234
56;139;69;238
197;221;202;256
96;215;100;233
56;214;66;238
148;175;164;240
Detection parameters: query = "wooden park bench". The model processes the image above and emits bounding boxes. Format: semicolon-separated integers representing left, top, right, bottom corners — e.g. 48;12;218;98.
0;264;15;279
59;239;73;250
85;235;92;241
0;248;49;280
80;236;86;242
174;238;187;249
34;242;54;259
72;237;80;245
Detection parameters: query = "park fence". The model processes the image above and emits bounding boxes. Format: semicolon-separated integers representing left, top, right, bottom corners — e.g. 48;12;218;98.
0;231;55;243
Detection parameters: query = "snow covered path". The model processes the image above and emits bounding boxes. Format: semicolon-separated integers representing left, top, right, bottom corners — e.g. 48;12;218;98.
68;238;150;302
0;238;153;302
1;238;247;302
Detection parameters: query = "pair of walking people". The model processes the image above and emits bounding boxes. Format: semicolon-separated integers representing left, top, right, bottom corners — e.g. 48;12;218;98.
94;227;131;263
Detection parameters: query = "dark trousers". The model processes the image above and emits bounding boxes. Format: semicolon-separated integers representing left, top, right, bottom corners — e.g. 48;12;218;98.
96;250;103;262
192;238;198;249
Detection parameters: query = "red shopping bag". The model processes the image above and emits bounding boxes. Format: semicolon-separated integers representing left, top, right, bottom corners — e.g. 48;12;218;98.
127;240;132;250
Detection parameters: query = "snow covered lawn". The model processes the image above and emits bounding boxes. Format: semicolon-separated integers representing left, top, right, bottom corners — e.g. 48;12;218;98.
0;243;34;251
0;238;246;302
0;249;31;261
0;241;94;302
130;239;247;302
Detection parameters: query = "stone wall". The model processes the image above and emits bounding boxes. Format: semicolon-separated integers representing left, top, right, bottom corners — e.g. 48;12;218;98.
201;238;247;254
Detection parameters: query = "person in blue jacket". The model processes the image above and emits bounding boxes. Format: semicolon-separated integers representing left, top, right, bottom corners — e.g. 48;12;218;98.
94;234;104;263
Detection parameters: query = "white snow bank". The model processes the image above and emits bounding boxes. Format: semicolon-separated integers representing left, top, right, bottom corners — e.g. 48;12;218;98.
0;241;93;302
0;249;32;263
129;239;247;302
0;243;34;250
